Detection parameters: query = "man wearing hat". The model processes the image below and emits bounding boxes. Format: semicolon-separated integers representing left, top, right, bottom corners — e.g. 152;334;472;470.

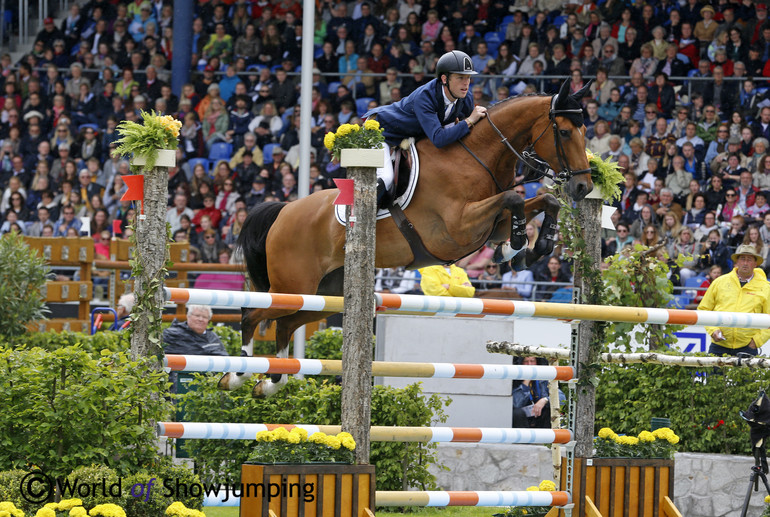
35;16;64;49
694;5;719;47
698;244;770;356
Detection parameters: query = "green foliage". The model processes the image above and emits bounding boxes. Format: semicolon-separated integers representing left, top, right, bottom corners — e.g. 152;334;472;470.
179;376;448;491
603;246;682;351
0;346;172;481
64;465;120;508
595;359;770;455
209;326;244;356
0;469;35;515
306;328;344;360
4;330;128;355
587;151;623;202
593;427;678;459
115;111;180;172
0;233;50;338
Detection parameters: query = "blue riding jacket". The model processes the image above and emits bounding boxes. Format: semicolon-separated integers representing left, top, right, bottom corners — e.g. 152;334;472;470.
364;78;475;148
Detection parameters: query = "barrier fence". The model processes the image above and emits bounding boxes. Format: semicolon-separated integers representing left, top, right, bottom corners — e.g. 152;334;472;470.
163;354;575;380
164;287;770;329
156;422;573;444
374;490;571;507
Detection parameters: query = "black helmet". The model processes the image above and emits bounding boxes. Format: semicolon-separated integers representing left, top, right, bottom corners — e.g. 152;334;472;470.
435;50;477;81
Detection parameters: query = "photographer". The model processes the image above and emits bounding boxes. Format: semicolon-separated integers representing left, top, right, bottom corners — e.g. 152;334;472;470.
697;245;770;356
697;229;730;272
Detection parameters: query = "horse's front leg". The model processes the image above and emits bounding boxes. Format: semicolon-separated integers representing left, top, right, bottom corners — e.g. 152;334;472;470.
457;191;527;262
524;193;560;266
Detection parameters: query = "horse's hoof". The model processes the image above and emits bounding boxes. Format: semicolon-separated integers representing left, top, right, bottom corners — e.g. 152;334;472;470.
218;372;250;391
252;380;269;398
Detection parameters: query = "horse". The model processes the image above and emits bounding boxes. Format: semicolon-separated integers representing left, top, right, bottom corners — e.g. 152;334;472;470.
220;79;595;397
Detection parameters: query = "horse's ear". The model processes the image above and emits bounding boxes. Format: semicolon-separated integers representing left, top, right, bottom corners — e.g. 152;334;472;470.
572;79;593;101
557;79;570;104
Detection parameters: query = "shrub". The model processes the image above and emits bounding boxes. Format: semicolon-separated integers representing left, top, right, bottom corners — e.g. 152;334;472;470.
0;346;172;480
179;375;448;491
63;465;120;509
0;469;36;515
0;233;50;339
595;358;770;455
306;328;344;359
5;331;128;355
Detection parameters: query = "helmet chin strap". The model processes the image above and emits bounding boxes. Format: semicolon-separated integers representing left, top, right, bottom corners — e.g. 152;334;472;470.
442;76;460;101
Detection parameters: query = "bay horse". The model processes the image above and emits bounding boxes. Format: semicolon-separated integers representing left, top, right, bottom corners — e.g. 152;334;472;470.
220;79;594;396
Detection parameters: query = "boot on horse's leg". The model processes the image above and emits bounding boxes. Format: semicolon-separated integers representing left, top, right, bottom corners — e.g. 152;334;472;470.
493;191;528;263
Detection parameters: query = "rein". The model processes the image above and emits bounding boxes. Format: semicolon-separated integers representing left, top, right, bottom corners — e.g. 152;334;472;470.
459;94;592;194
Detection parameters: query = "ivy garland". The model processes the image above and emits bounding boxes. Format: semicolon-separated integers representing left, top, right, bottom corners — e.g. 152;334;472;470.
125;219;172;358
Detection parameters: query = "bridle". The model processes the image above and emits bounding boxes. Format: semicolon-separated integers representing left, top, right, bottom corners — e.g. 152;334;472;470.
459;93;593;194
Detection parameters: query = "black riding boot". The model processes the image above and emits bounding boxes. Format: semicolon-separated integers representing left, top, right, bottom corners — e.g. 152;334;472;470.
376;179;389;209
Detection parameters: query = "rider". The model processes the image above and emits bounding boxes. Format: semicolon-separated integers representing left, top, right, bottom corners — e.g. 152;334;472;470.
365;50;488;207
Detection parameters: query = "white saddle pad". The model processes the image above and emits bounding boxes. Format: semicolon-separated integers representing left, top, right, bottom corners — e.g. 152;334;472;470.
334;139;420;225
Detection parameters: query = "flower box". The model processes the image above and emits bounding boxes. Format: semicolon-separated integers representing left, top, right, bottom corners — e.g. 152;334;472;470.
131;149;176;168
340;148;384;168
558;457;674;517
240;463;375;517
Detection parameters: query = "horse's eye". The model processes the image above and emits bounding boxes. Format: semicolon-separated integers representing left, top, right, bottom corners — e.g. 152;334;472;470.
559;129;570;138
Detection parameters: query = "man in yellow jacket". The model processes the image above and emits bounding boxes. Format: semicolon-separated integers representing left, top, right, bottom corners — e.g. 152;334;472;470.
418;264;476;297
697;244;770;356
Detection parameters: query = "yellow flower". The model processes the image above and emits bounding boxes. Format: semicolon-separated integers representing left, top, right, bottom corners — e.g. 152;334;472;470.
165;502;187;516
667;434;680;445
0;503;22;517
43;504;58;511
363;119;380;131
626;436;639;445
323;131;336;150
0;511;11;517
256;430;270;442
309;432;327;444
538;480;556;491
34;510;55;517
585;149;595;160
89;503;126;517
341;437;356;451
598;428;614;439
526;486;538;491
325;436;341;450
652;427;673;440
290;428;308;441
638;431;655;443
349;124;360;132
287;433;300;444
765;494;770;503
70;508;87;517
336;124;353;137
57;500;82;511
273;427;291;440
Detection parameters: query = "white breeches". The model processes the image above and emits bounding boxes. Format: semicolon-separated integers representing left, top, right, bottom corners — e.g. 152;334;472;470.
376;145;394;192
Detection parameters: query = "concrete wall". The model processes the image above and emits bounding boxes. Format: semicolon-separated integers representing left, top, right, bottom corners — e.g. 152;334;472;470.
427;444;767;517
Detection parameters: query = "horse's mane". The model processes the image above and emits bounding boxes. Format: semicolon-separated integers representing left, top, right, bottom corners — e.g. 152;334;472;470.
489;90;584;129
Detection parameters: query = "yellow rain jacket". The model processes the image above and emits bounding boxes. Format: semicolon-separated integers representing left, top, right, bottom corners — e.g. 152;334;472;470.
697;268;770;349
418;265;476;298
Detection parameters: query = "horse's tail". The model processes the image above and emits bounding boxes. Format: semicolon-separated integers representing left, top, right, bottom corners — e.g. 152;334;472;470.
237;201;287;292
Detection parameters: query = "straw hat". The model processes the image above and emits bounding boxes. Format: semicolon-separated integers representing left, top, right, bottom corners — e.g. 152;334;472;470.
731;244;764;266
700;5;715;15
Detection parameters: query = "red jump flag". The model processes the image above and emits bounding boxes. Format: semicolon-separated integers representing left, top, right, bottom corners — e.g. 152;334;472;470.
120;175;144;202
333;178;354;205
112;219;122;236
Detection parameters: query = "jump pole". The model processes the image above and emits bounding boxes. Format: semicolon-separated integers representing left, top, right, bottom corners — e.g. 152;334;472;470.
164;287;770;330
374;490;571;507
339;148;384;464
163;354;576;380
156;422;573;444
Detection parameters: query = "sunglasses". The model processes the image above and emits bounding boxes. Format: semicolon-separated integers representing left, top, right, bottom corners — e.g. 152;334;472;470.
617;229;628;233
726;193;736;197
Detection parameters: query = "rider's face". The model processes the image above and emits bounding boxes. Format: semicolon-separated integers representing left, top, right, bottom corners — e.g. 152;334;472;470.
445;73;471;99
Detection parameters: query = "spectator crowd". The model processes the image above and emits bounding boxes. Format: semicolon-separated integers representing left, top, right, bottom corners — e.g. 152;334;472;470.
3;0;770;299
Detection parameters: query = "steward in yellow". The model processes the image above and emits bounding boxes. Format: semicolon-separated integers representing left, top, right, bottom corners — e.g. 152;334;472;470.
418;264;476;297
697;244;770;356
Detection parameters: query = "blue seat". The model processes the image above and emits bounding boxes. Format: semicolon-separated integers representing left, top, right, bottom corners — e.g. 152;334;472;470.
667;294;691;308
501;14;514;26
328;81;342;95
524;181;542;198
263;143;280;164
314;45;323;59
187;158;210;175
486;42;500;56
485;32;502;43
356;97;375;118
676;53;690;65
548;287;573;303
684;276;706;288
271;64;283;74
208;142;233;162
553;15;567;27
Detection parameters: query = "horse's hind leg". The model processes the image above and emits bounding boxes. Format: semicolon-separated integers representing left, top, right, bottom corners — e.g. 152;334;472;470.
218;306;270;390
251;310;339;397
525;193;560;266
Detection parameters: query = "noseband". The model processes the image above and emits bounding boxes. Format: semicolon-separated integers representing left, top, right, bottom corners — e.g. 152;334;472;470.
459;94;593;193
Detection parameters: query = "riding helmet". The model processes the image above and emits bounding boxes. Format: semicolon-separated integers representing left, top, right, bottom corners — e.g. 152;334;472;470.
435;50;478;81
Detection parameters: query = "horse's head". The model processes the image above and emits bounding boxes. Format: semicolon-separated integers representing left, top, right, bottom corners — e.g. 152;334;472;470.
532;79;594;201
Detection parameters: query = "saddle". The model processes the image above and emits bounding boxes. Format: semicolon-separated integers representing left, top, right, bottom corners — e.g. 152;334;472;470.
334;139;452;269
